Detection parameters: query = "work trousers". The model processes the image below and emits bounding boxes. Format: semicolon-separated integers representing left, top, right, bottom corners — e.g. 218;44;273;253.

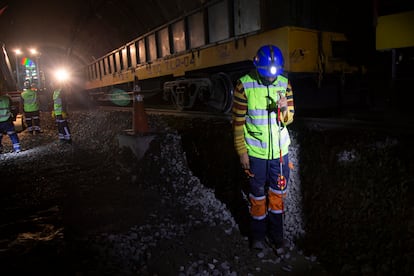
55;114;71;141
248;154;290;243
24;110;41;132
0;120;21;152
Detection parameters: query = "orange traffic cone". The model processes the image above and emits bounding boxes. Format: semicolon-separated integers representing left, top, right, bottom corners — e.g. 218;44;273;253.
133;92;149;134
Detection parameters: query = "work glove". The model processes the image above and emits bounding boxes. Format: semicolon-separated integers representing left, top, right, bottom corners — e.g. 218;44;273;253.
240;152;255;177
278;95;288;112
51;111;55;118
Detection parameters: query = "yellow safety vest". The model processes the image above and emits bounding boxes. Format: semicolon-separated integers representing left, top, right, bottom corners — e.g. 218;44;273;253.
240;72;291;159
53;89;63;115
21;89;39;112
0;95;12;122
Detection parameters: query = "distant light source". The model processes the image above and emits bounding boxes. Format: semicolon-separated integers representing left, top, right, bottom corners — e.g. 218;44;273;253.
54;68;70;82
29;48;38;55
270;65;277;75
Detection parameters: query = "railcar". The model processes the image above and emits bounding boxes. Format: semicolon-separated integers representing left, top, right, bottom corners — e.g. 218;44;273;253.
83;0;366;115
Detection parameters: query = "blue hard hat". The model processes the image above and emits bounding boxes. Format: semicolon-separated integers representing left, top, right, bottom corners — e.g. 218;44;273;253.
253;45;284;78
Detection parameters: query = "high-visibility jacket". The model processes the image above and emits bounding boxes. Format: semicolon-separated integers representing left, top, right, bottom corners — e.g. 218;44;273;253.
53;89;63;115
0;95;12;122
21;89;39;112
240;73;291;159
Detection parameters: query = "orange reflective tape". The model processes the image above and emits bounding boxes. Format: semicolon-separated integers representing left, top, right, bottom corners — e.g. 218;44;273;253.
268;188;286;212
249;196;266;218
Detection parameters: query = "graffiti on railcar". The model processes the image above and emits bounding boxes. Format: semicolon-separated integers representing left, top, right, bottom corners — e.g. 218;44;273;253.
144;56;195;76
217;44;231;60
145;63;161;75
165;56;195;71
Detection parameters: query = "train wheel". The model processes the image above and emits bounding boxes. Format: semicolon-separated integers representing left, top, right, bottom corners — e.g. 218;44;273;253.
170;86;187;111
209;73;233;113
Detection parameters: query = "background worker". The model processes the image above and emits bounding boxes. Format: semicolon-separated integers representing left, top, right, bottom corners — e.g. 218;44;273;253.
0;91;21;153
20;80;42;134
52;83;72;143
232;45;295;253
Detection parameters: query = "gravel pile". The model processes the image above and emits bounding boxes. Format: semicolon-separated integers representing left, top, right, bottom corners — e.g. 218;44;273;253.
3;110;411;275
1;110;324;275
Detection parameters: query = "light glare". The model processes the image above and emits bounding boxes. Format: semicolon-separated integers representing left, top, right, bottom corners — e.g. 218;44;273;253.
54;68;70;82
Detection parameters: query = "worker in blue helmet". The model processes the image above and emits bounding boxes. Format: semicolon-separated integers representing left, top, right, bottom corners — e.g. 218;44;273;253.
232;45;295;255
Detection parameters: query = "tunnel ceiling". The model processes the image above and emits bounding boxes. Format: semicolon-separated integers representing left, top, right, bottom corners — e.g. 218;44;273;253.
0;0;213;70
0;0;413;72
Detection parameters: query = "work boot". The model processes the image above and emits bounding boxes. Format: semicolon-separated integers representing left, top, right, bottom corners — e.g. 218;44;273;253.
13;144;21;153
266;237;289;256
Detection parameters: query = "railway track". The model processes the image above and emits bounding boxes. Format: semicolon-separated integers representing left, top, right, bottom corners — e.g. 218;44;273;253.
96;104;414;135
97;105;232;120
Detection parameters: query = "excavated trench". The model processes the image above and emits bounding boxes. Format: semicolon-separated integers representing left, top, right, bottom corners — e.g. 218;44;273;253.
177;117;414;275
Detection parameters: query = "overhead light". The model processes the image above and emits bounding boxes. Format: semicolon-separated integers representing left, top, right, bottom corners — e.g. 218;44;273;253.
54;68;70;82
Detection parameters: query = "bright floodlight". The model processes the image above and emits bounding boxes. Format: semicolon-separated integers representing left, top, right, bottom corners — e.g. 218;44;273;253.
29;48;38;55
54;68;70;82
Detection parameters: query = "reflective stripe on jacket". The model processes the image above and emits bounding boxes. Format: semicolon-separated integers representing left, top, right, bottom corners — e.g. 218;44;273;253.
53;89;63;115
240;73;291;160
0;95;11;122
21;89;39;112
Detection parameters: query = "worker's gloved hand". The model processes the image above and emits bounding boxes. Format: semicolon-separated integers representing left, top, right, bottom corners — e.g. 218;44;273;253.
240;152;254;177
51;111;55;118
240;152;249;169
278;95;288;112
62;111;67;119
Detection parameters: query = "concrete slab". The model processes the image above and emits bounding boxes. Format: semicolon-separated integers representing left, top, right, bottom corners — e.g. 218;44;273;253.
117;130;156;160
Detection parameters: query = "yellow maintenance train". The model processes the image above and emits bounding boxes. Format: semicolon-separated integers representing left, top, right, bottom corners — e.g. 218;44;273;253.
83;0;366;115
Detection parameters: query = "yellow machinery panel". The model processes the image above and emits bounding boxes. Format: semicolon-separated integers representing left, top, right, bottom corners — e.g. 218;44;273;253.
376;10;414;50
287;28;319;73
